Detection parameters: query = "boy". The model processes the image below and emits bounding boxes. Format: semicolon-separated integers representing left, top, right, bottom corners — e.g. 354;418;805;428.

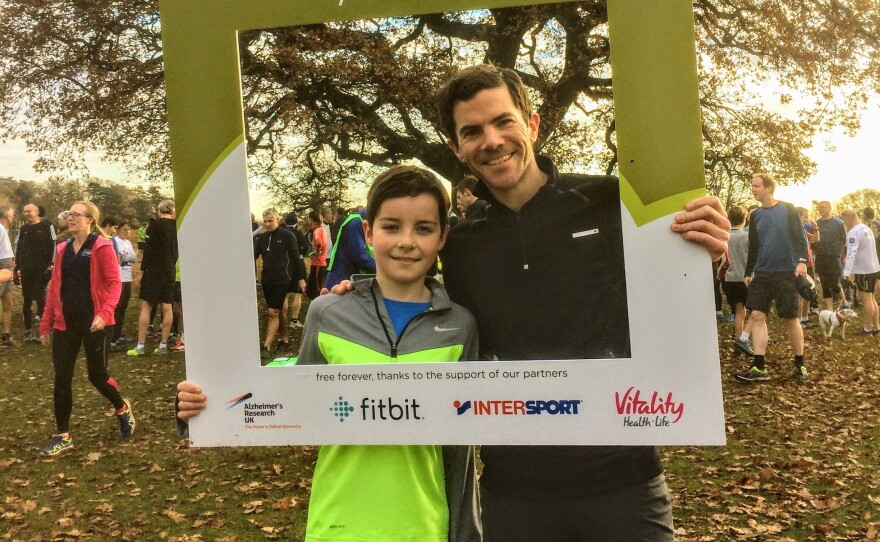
177;165;481;542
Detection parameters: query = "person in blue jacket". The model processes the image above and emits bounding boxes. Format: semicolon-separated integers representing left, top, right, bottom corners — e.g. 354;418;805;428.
324;207;376;290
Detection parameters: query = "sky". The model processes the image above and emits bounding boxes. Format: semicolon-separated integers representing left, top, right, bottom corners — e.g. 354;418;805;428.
1;100;878;213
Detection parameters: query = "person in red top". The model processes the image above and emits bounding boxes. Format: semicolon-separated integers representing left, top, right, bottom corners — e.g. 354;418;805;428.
39;201;135;455
306;210;328;299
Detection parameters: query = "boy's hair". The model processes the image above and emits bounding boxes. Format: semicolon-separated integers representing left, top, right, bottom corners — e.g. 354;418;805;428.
262;208;279;219
367;165;450;230
436;64;533;144
752;173;775;194
455;175;479;195
727;206;745;227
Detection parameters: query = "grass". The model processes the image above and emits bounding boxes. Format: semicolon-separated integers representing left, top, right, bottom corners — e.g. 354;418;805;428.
1;293;878;541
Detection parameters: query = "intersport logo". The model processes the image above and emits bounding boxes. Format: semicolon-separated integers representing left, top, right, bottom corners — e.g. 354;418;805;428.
453;399;581;416
614;387;684;423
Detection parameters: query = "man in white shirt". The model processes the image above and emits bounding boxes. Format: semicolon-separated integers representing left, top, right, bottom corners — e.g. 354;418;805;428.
0;204;16;346
841;208;880;334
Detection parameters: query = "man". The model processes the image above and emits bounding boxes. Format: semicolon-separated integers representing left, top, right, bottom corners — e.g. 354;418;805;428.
283;212;309;329
454;175;488;221
735;174;809;383
14;203;56;343
324;207;376;291
841;209;880;334
797;206;820;327
305;210;328;299
0;204;16;347
254;209;306;359
435;64;728;541
813;200;847;310
320;206;334;257
128;199;178;356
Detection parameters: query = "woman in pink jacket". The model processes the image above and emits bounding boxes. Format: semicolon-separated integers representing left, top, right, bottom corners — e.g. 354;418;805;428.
39;201;135;455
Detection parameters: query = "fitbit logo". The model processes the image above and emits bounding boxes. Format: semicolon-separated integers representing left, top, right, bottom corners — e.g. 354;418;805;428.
360;397;422;421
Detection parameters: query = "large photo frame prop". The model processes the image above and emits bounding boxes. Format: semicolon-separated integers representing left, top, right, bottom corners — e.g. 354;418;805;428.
160;0;726;446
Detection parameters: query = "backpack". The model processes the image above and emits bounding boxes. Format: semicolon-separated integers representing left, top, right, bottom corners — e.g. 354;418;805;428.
289;226;310;258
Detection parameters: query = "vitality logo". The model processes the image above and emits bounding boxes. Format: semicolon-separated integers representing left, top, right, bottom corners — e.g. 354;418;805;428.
453;399;581;415
615;387;684;425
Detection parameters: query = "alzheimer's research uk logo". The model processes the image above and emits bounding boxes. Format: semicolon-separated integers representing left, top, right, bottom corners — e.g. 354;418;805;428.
330;396;355;422
226;392;253;410
615;387;684;426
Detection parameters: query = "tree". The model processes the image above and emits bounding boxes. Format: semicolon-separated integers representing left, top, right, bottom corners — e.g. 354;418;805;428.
1;1;878;212
835;188;880;216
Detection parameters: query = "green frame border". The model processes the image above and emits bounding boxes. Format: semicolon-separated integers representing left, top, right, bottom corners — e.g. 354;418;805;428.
159;0;705;227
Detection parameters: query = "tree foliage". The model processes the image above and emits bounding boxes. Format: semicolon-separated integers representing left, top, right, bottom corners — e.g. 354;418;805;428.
1;1;878;212
835;188;880;216
0;175;170;232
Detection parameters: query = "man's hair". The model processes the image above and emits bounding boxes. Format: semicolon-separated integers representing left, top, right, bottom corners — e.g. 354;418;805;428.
796;207;808;217
0;204;12;221
367;165;450;230
262;208;279;219
157;199;175;215
101;216;120;228
818;200;831;207
284;211;298;226
308;210;320;224
37;205;46;218
455;175;479;195
727;206;746;227
752;173;776;194
862;207;875;221
840;208;857;222
435;64;533;143
118;219;129;229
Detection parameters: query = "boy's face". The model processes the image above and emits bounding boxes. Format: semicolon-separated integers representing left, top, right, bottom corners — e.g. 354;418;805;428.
364;194;448;290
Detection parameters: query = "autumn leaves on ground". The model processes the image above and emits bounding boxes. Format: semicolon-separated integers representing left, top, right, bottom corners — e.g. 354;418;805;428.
1;316;878;541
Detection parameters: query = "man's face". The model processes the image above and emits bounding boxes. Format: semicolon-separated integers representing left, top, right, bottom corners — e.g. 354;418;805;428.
118;224;131;240
23;204;40;224
263;215;279;232
456;189;476;213
2;208;14;225
447;86;540;199
818;202;831;218
750;176;772;204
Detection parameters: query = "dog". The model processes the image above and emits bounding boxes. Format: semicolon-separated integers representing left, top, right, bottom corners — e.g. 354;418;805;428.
817;308;858;338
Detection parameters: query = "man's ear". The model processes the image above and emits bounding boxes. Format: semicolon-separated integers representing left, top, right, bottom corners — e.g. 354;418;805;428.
447;138;463;162
528;112;540;144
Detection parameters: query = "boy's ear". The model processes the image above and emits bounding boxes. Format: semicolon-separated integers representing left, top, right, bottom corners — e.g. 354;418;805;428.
362;219;373;247
437;224;450;251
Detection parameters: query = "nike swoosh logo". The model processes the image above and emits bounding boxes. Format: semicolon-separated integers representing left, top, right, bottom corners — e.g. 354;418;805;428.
434;325;459;332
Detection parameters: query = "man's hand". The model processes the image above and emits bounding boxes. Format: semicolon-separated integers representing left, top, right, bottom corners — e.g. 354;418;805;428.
670;195;730;261
177;381;207;421
40;334;50;347
298;279;306;294
330;280;354;295
795;262;807;277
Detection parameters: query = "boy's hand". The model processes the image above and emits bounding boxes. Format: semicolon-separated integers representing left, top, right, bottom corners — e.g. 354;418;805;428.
670;195;730;262
177;381;207;420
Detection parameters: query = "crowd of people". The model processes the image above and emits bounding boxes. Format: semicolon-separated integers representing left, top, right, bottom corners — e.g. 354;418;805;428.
714;177;880;383
2;62;875;541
